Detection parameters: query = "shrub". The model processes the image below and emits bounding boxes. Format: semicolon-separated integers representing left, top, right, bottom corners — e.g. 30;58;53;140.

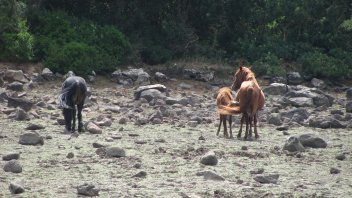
252;53;286;77
298;51;349;78
141;44;172;65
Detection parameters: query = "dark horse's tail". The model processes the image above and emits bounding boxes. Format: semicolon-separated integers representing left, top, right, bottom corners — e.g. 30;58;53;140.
58;79;87;109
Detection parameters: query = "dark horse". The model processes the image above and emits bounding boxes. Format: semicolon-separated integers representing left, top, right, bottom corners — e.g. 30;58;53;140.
59;76;87;133
231;66;265;139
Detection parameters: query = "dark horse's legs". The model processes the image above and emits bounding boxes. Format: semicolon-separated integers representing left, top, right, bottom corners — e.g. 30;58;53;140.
77;103;84;132
71;108;76;132
63;108;72;132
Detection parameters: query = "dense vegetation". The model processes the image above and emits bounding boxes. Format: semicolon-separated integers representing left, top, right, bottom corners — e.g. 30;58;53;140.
0;0;351;77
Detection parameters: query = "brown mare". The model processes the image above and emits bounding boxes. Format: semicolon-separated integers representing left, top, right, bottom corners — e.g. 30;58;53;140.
216;87;241;138
231;66;265;139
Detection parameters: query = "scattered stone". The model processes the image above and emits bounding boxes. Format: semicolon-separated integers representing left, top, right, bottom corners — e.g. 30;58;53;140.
77;183;100;197
155;72;168;82
311;78;326;89
335;154;346;161
263;83;288;95
346;101;352;113
267;113;282;126
86;122;102;134
95;118;112;127
253;174;279;184
288;97;314;107
330;167;341;174
183;68;214;82
287;72;303;85
134;84;167;100
118;117;128;124
128;133;139;137
19;132;44;145
178;82;193;90
241;146;248;151
66;152;74;159
4;70;29;83
298;134;327;148
25;123;45;130
282;131;290;136
188;121;198;127
250;168;264;175
133;163;142;169
2;152;20;161
346;88;352;101
283;136;305;152
198;135;205;141
132;171;147;178
135;117;148;125
7;97;34;111
6;81;24;91
9;180;25;194
14;108;29;121
106;147;126;158
200;151;218;166
92;142;105;148
196;170;225;181
276;125;289;131
3;160;22;173
41;68;55;80
140;89;166;102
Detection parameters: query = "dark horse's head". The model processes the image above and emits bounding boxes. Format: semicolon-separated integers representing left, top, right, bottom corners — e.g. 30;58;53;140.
59;76;87;133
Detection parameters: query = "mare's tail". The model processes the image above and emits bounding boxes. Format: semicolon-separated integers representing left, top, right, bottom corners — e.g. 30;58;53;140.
58;82;79;109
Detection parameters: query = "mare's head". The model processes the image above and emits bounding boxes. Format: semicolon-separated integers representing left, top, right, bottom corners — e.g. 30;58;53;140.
231;66;254;91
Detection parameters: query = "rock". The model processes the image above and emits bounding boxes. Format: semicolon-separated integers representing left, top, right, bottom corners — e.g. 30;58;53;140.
283;136;305;152
118;117;128;124
132;171;147;178
200;151;218;166
196;170;225;181
311;78;326;89
298;134;327;148
25;123;45;130
140;89;166;102
330;167;341;174
280;108;310;124
308;116;346;129
288;97;313;107
183;69;214;82
267;113;282;126
178;82;193;90
86;122;102;134
77;183;99;197
188;121;198;127
6;82;24;91
15;108;29;121
9;180;25;194
7;97;34;111
250;168;264;175
3;160;22;173
95;118;112;127
165;97;179;105
135;117;148;125
117;68;151;86
106;147;126;158
66;152;74;159
253;174;279;184
276;125;289;131
92;142;105;148
19;132;44;145
346;101;352;113
241;146;248;151
134;84;167;100
4;70;29;83
287;72;303;85
2;152;20;161
155;72;168;82
263;83;288;95
335;154;346;161
41;68;55;80
346;88;352;101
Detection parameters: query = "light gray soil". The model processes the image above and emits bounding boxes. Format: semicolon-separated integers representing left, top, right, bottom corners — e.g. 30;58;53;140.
0;78;351;198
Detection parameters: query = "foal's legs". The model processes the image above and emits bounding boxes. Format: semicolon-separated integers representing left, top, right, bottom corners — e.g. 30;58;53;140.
244;113;249;140
223;115;228;138
248;115;253;138
217;115;223;136
254;113;259;139
237;114;244;139
77;103;84;132
229;115;233;138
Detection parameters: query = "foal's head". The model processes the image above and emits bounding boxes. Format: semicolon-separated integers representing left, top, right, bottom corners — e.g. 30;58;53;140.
231;66;254;91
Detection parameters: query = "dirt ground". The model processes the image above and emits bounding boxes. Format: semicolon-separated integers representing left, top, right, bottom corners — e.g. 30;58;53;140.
0;74;352;198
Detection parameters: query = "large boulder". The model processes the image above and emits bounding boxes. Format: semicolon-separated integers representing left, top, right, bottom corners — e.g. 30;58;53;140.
311;78;326;89
19;132;44;145
134;84;167;100
287;97;313;107
154;72;168;83
112;68;151;86
263;83;288;95
41;68;55;81
6;82;24;91
7;96;34;111
287;72;303;85
183;68;214;82
3;70;29;83
308;116;346;129
298;134;327;148
3;160;22;173
140;89;166;102
283;136;305;152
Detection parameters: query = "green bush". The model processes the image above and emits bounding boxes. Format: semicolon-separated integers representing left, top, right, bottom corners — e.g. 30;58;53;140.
252;53;286;77
298;51;349;78
33;10;132;74
44;42;99;76
141;44;172;65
